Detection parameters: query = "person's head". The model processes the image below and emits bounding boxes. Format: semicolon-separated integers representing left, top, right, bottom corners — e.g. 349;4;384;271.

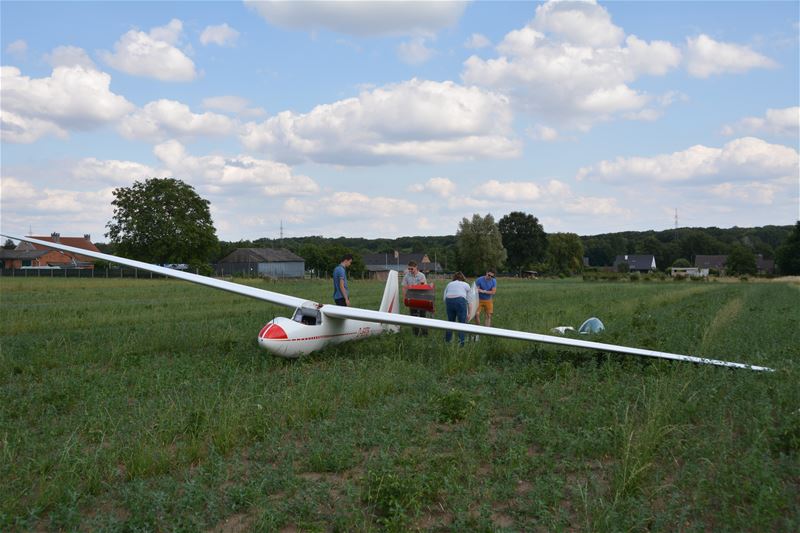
485;268;495;279
453;271;466;282
341;253;353;267
407;261;418;274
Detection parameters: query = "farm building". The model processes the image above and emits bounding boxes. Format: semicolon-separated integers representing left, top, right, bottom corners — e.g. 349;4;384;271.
3;233;99;269
363;252;443;280
215;248;305;278
613;254;656;273
695;254;775;275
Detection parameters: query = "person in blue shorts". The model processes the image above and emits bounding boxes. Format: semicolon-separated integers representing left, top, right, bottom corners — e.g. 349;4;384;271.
474;268;497;327
333;253;353;306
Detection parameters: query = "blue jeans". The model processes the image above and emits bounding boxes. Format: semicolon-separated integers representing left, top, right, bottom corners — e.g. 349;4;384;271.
445;297;467;345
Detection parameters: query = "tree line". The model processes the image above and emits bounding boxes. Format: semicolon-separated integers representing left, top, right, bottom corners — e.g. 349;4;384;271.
70;178;800;277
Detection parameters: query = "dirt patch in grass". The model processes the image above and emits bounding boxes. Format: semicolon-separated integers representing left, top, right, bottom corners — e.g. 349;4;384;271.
207;512;255;533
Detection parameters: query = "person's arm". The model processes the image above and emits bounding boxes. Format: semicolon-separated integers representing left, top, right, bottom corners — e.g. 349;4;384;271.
339;277;349;305
486;281;496;296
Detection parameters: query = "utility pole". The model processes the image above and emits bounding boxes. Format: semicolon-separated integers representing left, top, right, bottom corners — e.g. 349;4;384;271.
280;220;283;247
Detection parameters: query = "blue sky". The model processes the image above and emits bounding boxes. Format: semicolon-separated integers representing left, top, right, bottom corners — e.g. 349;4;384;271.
1;0;798;242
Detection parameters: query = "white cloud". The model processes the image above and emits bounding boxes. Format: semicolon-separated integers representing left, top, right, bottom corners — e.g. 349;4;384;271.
202;95;266;117
562;196;627;215
685;34;777;78
464;33;491;49
244;0;466;36
325;192;418;218
408;177;456;197
0;176;38;201
153;140;320;196
533;0;624;48
576;137;799;183
482;179;542;201
5;39;28;58
1;110;67;143
71;158;158;185
200;23;240;46
44;46;96;69
241;78;520;164
722;107;800;138
118;99;236;141
99;19;196;81
0;65;133;143
397;37;435;65
708;181;782;205
527;124;560;141
462;0;682;130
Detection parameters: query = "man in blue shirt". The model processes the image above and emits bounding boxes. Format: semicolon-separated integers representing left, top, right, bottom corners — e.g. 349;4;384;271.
474;268;497;326
333;253;353;306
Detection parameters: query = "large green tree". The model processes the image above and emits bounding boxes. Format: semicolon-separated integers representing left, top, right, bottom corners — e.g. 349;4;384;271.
546;232;584;275
775;221;800;275
106;178;218;265
498;211;547;272
456;213;507;276
726;244;757;276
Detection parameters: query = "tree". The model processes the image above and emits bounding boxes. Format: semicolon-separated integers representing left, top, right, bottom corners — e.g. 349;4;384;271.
498;211;547;272
3;239;16;250
456;214;507;276
775;221;800;275
546;233;584;275
726;244;757;276
672;258;691;268
106;178;218;265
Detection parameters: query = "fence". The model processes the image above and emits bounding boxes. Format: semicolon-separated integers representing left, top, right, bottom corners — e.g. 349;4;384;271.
0;268;172;279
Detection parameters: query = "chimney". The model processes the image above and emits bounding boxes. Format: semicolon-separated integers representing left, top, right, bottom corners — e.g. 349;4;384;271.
51;232;60;243
84;234;91;242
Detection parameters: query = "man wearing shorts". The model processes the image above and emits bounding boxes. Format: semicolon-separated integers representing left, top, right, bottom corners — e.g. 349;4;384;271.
474;269;497;327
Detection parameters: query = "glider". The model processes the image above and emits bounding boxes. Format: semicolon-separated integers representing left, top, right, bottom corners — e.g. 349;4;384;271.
2;234;773;372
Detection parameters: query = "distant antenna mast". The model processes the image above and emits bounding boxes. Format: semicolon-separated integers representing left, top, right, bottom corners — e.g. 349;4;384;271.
674;208;679;239
280;220;283;246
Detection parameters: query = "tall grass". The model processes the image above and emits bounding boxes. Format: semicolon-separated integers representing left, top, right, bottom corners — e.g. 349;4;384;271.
1;276;798;531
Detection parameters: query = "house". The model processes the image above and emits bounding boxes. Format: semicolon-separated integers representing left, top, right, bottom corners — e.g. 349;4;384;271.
10;233;100;269
695;255;727;274
215;248;305;278
695;254;775;275
362;252;443;280
613;254;656;273
756;256;775;275
0;248;47;269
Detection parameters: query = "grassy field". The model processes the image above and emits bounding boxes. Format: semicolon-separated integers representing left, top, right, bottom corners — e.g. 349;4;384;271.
1;276;798;531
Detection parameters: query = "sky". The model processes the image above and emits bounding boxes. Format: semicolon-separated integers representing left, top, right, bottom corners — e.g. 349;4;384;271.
1;0;798;242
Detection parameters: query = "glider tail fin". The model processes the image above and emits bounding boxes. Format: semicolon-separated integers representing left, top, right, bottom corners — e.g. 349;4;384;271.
379;271;400;315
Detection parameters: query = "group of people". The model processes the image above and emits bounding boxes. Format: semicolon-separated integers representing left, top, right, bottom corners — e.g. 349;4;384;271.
332;254;497;346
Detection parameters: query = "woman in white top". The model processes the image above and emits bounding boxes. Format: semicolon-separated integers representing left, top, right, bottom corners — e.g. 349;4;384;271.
443;271;471;345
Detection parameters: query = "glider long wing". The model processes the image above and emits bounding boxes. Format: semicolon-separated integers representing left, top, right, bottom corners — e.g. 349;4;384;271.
322;305;774;372
1;234;308;309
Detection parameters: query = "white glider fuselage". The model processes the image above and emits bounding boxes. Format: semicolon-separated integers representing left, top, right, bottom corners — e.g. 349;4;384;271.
257;315;389;358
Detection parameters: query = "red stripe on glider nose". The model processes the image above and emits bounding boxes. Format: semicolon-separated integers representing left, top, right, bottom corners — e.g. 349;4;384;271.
259;323;288;340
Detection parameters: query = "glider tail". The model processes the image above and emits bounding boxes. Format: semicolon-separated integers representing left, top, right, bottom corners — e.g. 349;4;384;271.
379;271;400;315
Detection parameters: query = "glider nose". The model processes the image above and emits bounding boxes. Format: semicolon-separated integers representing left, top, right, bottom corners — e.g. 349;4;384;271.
259;322;287;340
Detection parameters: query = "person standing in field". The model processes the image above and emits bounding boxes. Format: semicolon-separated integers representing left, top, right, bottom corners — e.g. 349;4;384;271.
474;268;497;327
402;260;428;336
333;253;353;306
443;271;471;346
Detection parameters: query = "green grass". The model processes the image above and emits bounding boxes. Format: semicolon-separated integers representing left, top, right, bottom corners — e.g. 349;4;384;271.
1;276;798;531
